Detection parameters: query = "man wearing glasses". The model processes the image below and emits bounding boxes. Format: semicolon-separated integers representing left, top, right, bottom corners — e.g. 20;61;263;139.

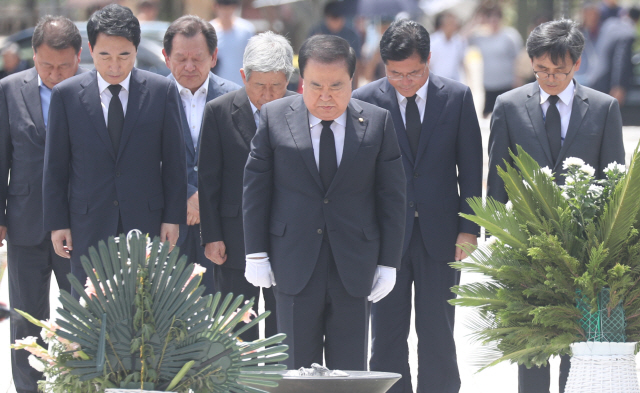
487;19;625;393
352;20;482;393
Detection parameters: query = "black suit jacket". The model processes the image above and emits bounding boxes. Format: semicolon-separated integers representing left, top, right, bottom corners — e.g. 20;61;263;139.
487;80;625;204
168;71;240;247
243;95;406;297
353;75;483;261
198;87;296;270
43;68;187;265
0;67;88;246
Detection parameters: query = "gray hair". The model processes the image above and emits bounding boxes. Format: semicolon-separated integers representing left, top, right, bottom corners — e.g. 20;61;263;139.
526;19;584;65
1;43;19;56
243;31;294;82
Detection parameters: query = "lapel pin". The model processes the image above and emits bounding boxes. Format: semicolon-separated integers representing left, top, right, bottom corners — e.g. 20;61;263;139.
358;117;364;123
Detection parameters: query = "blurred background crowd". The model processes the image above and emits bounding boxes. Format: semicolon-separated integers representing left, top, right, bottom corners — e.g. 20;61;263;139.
1;0;640;124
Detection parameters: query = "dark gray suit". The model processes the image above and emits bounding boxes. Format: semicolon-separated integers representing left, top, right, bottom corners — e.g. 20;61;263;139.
0;66;86;393
243;95;406;369
43;68;187;298
198;87;294;341
488;80;625;204
487;80;625;393
169;71;239;296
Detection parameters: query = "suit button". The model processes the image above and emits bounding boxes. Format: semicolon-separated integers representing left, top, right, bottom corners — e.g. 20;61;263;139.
115;171;121;177
324;198;329;204
414;172;419;178
409;201;414;208
317;228;323;234
194;166;198;172
113;200;119;206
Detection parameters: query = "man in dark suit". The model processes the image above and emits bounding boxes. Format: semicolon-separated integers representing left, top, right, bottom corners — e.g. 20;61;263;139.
43;4;187;297
487;19;625;393
243;34;406;369
198;31;294;341
352;20;483;393
162;15;240;295
0;16;85;393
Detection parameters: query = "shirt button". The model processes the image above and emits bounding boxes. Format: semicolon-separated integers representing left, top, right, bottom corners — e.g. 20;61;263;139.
194;166;198;172
317;228;323;234
324;198;329;204
409;201;414;208
115;171;121;177
113;200;119;206
192;104;195;107
414;172;419;178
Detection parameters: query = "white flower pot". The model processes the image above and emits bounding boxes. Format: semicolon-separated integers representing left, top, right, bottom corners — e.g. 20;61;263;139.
565;342;640;393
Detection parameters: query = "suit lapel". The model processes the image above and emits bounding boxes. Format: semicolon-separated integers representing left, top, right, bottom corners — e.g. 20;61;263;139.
525;82;554;165
381;79;414;164
118;68;148;160
232;88;257;148
285;96;324;192
79;70;115;160
327;101;366;194
21;68;46;138
168;73;196;158
556;82;589;171
415;77;447;166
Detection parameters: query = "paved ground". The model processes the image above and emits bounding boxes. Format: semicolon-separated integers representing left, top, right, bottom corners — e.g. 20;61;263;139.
1;122;640;393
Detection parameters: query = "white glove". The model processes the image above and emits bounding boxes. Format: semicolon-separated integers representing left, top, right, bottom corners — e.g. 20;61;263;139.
245;255;276;288
368;266;396;303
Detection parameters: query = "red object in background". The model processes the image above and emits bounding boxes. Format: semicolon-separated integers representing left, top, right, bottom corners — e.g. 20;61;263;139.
297;78;304;94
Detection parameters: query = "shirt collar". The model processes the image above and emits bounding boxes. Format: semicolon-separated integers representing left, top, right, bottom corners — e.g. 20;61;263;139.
175;75;210;97
249;100;259;115
308;109;348;129
37;75;52;91
97;71;132;95
395;77;429;104
539;80;575;106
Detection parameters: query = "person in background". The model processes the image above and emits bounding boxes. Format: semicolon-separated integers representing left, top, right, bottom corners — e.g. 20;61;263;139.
487;19;625;393
574;3;601;86
599;0;621;25
353;19;482;393
0;43;29;80
589;6;639;105
198;31;295;341
429;11;467;83
136;0;160;22
210;0;255;86
469;3;523;117
163;15;240;295
0;16;85;393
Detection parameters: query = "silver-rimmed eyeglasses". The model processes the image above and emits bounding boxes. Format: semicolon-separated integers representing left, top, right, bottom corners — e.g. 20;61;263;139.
533;64;575;81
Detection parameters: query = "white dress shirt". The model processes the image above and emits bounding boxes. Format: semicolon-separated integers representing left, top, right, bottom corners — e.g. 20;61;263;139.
97;71;131;125
539;80;575;144
176;76;210;148
395;78;429;127
308;110;347;169
250;100;260;128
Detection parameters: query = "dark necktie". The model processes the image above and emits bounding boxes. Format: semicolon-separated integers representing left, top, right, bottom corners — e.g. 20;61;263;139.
545;95;561;164
319;120;337;192
108;84;124;151
405;94;421;157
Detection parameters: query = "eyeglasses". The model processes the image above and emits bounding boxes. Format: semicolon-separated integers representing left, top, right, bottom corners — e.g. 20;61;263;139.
532;64;575;82
386;63;428;81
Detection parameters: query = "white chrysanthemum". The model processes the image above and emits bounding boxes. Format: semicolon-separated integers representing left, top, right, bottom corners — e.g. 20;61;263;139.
580;164;596;177
505;201;513;211
562;191;569;200
28;355;45;372
605;162;627;173
565;175;576;185
588;184;604;194
563;157;585;169
485;236;498;246
540;166;553;177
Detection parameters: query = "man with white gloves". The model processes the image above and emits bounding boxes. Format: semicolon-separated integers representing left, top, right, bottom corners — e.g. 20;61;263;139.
242;34;406;370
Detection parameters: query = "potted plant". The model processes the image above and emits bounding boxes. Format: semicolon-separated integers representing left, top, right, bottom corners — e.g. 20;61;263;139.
450;146;640;392
12;233;288;393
